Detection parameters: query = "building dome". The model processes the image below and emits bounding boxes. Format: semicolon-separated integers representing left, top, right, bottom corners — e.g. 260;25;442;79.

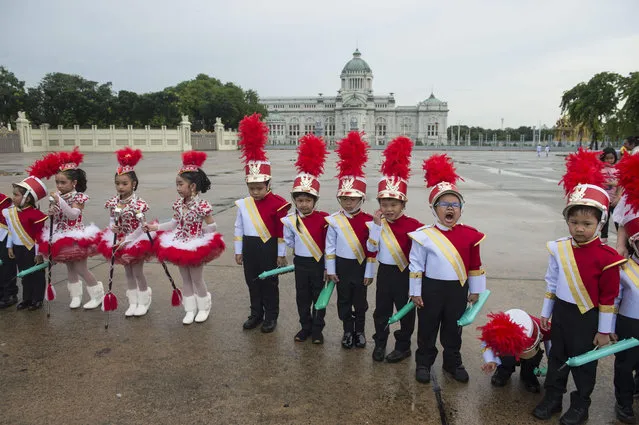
341;49;372;74
422;93;443;104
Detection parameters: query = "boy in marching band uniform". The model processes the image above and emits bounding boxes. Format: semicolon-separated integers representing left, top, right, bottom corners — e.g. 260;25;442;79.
479;308;551;393
533;149;626;425
281;134;329;344
408;154;486;384
0;193;17;308
611;151;639;424
367;136;422;363
3;171;50;310
326;132;377;349
235;114;290;333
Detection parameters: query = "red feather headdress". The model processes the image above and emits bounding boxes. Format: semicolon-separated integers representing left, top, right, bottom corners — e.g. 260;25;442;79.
295;134;328;178
422;154;463;187
616;153;639;214
180;151;207;173
57;147;84;171
238;113;268;164
27;146;84;178
478;312;533;359
336;131;369;178
559;148;606;196
116;147;143;175
381;136;413;180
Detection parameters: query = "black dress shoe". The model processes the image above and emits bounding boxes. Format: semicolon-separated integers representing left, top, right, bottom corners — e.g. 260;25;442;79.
443;364;469;383
559;406;588;425
372;345;385;362
616;403;637;424
28;301;43;311
341;332;353;349
0;295;18;309
415;366;430;383
16;301;30;310
532;395;563;420
242;316;263;330
490;371;510;387
294;329;310;342
311;332;324;345
354;332;366;348
385;349;411;363
523;379;541;393
261;320;277;333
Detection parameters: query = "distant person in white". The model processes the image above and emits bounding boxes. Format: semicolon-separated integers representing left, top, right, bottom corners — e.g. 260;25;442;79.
545;145;550;157
536;145;542;157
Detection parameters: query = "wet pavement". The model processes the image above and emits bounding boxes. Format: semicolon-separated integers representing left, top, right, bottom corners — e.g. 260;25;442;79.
0;150;625;424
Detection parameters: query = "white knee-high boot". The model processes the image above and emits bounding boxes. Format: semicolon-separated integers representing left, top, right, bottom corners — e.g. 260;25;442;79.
134;287;152;317
67;281;83;309
194;292;211;323
182;296;196;325
125;289;138;317
83;282;104;310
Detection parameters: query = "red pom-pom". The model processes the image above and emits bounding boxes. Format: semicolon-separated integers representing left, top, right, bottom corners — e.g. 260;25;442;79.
45;283;56;301
182;151;207;168
336;131;369;178
423;154;463;187
478;312;533;359
116;147;143;167
28;153;63;179
171;288;183;307
238;113;268;163
559;148;606;196
381;136;413;180
295;134;328;177
102;292;118;312
617;153;639;214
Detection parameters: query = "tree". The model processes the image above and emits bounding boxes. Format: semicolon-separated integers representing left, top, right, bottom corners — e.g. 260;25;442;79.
618;72;639;135
560;72;623;149
0;66;26;126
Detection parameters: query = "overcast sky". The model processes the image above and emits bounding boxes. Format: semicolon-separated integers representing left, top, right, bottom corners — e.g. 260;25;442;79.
2;0;638;128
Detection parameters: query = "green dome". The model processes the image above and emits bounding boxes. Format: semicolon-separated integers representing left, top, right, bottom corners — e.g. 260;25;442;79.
341;49;372;74
423;93;441;103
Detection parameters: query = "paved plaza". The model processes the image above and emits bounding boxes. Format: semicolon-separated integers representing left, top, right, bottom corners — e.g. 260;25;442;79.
0;149;623;424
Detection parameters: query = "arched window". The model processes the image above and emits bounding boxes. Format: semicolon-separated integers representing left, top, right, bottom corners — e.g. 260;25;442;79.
288;117;300;137
326;117;335;136
375;117;387;137
304;117;315;135
401;117;412;135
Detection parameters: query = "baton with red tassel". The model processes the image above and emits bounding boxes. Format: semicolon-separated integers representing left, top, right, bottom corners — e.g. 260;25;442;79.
102;209;120;329
44;210;56;318
136;212;182;307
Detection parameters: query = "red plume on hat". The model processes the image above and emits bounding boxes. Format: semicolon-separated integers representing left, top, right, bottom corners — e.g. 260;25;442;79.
336;131;369;178
180;151;207;173
377;136;413;201
478;312;533;359
27;153;63;180
422;154;462;188
239;113;268;163
559;148;606;196
381;136;413;181
295;134;328;178
616;153;639;214
116;147;143;175
292;134;328;197
57;147;84;171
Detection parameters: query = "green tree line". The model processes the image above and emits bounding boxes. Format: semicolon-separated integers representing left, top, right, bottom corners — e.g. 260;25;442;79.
0;67;266;131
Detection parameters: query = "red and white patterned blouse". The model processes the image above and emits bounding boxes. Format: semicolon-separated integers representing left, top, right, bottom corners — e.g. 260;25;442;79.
171;196;213;242
51;191;89;232
104;194;149;239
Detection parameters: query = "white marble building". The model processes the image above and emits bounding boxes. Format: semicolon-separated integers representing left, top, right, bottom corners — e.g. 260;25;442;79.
260;49;449;147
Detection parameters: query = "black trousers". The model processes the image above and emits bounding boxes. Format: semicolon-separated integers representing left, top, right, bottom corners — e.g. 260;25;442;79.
294;255;326;333
0;235;18;300
336;257;368;333
544;299;599;408
600;206;618;239
497;348;543;383
614;314;639;407
13;245;45;303
242;236;279;322
415;277;468;368
373;263;414;351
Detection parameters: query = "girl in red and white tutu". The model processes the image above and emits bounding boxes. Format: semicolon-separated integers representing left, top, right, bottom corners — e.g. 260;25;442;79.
146;151;225;325
36;148;103;310
97;148;155;317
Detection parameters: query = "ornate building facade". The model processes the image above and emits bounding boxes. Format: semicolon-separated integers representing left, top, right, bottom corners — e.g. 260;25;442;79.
259;49;449;146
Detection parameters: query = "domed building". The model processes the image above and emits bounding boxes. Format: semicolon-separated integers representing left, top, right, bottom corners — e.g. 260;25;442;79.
260;49;449;146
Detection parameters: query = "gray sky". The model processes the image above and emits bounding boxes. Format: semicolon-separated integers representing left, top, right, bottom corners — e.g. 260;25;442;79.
2;0;638;128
